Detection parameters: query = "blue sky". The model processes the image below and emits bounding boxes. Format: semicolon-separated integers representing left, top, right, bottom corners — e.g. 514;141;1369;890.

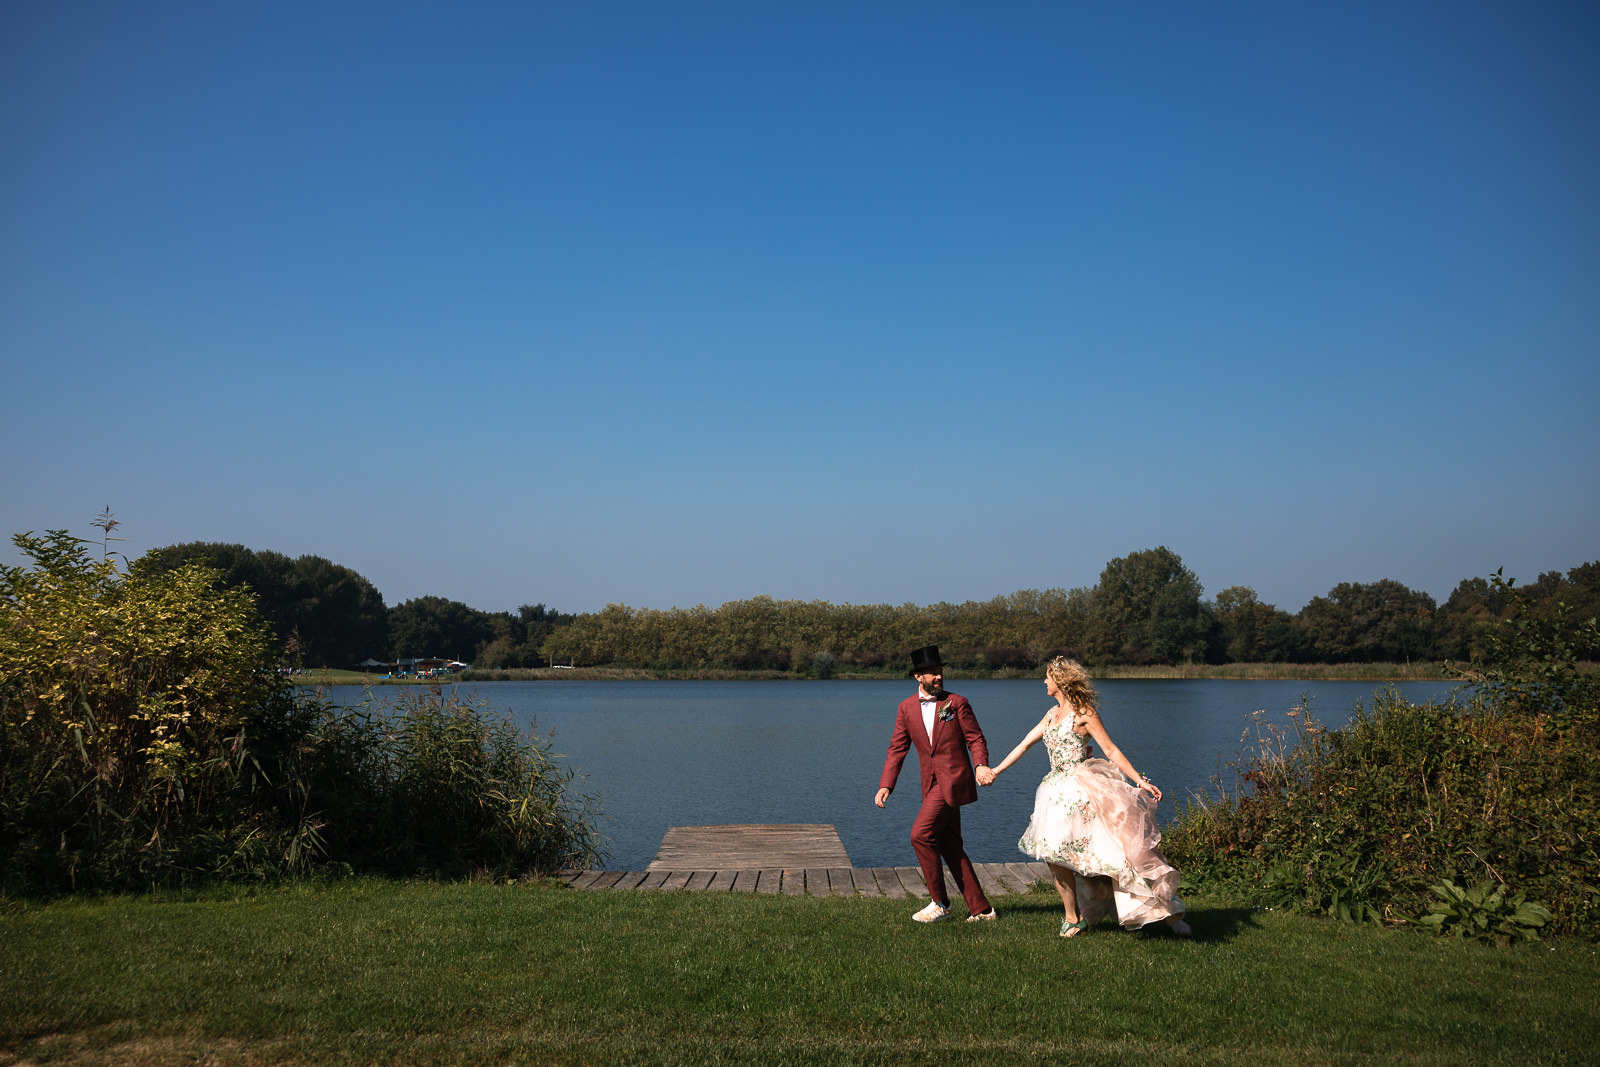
3;1;1596;616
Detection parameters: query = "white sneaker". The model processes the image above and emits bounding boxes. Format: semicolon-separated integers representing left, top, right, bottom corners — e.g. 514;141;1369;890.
912;901;950;923
965;908;998;923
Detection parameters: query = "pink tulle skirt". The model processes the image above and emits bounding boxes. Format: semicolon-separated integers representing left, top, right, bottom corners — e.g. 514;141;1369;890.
1018;757;1185;927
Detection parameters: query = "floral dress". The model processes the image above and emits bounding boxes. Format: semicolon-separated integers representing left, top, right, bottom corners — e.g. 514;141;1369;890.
1017;716;1185;927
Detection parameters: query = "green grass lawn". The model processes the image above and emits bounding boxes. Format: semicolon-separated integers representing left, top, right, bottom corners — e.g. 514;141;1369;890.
3;880;1596;1065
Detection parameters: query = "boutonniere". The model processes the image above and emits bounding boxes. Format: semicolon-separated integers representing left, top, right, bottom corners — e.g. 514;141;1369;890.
936;701;955;722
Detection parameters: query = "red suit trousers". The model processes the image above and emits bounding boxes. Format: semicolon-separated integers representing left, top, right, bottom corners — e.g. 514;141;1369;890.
911;787;990;915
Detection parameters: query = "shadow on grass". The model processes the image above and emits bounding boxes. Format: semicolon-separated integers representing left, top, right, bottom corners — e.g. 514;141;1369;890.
999;897;1261;944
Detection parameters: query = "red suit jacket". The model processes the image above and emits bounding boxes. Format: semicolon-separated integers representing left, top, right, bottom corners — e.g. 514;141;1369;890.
879;692;990;807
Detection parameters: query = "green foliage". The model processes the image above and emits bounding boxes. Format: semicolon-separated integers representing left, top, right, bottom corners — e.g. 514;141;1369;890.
0;532;602;894
139;536;1600;673
474;603;578;668
1088;546;1209;665
142;541;389;667
1446;569;1600;733
297;689;604;877
1434;563;1600;663
1419;878;1552;944
540;590;1098;673
1;531;311;890
388;594;496;662
1211;586;1299;663
1294;578;1437;663
1166;571;1600;939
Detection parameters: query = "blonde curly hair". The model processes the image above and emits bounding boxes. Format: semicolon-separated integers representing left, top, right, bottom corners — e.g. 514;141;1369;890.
1045;656;1099;713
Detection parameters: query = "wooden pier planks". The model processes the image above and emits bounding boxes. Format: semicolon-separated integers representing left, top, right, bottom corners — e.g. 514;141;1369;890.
648;824;851;871
564;825;1051;899
563;862;1044;897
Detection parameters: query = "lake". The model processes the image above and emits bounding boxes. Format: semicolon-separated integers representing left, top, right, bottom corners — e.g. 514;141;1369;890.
326;677;1460;871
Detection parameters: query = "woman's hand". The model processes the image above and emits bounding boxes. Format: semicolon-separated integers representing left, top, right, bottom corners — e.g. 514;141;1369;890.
1139;778;1163;802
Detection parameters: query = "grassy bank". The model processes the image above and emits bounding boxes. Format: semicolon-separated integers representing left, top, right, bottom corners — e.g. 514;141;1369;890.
3;880;1596;1065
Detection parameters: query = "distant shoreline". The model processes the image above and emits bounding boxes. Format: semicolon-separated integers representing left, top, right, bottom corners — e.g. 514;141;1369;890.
283;661;1473;686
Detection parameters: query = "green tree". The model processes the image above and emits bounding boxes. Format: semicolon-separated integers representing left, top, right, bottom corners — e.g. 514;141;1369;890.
1434;576;1513;660
389;596;495;662
142;543;389;667
1517;564;1600;660
284;555;388;667
1089;547;1210;664
1212;586;1300;663
1447;570;1600;733
142;542;299;638
473;603;577;668
1295;580;1436;662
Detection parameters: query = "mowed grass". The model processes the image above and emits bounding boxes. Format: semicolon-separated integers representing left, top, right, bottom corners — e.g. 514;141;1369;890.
3;880;1596;1065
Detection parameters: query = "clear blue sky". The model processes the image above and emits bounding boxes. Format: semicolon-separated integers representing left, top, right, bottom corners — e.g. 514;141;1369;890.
3;1;1596;616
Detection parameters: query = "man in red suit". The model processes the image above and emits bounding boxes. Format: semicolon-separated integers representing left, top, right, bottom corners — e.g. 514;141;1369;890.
874;645;997;922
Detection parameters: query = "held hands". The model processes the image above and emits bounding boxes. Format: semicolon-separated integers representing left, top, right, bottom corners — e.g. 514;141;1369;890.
976;765;997;787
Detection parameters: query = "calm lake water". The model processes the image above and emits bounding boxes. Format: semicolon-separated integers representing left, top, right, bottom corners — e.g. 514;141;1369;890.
326;677;1460;871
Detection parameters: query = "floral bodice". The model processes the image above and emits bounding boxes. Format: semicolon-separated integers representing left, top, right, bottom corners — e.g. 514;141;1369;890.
1042;717;1090;776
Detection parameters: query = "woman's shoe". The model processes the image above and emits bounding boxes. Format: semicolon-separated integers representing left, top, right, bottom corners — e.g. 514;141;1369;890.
1060;917;1089;938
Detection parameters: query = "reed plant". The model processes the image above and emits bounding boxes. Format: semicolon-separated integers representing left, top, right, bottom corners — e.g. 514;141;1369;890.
297;687;604;877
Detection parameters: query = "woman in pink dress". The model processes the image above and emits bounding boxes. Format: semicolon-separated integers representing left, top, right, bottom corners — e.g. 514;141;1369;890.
982;657;1191;938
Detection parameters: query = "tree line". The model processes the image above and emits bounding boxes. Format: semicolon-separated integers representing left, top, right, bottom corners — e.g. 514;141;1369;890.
142;543;572;669
143;542;1599;671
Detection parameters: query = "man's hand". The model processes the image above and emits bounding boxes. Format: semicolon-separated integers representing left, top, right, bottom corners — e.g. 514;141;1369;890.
874;787;891;808
976;765;996;786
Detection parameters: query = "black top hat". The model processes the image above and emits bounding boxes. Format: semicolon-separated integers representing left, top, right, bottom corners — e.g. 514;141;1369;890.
908;645;944;677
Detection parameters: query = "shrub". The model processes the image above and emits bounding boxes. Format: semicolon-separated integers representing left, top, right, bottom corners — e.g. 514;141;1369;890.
1166;693;1600;935
296;688;603;877
0;531;310;891
1165;573;1600;938
0;532;603;894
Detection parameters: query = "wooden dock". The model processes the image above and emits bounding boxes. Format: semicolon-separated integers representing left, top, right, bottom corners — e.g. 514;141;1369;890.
648;823;850;870
562;823;1054;898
